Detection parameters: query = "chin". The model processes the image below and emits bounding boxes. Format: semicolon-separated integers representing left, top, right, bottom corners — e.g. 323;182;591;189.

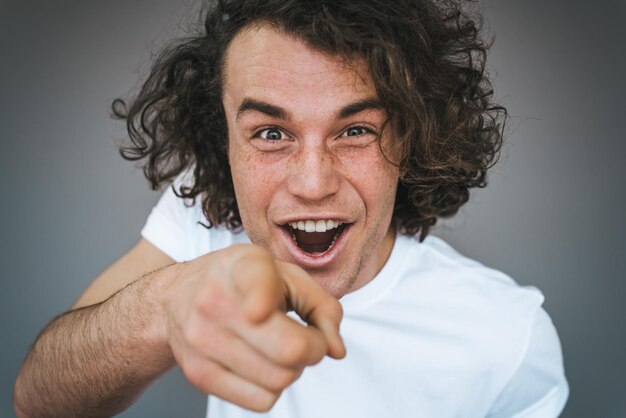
306;265;358;299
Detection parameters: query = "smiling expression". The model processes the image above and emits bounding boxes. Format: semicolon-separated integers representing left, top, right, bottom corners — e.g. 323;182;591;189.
223;24;400;298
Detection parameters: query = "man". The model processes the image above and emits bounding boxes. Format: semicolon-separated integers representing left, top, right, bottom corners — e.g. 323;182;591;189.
14;0;569;417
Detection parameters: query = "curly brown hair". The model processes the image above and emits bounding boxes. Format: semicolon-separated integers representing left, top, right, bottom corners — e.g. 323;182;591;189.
114;0;505;240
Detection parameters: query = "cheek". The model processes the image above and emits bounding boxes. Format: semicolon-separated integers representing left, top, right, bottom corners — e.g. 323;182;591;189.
229;148;283;220
346;150;399;207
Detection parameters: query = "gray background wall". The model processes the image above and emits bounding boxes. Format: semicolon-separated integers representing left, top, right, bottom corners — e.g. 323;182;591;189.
1;0;624;417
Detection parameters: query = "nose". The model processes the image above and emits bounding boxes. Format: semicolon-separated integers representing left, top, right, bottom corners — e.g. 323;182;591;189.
287;144;340;203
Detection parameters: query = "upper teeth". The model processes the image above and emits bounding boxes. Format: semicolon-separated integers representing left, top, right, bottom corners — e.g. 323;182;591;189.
289;219;342;233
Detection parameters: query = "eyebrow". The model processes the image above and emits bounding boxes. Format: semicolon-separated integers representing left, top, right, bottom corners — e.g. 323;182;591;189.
335;98;384;119
237;98;291;121
236;97;384;122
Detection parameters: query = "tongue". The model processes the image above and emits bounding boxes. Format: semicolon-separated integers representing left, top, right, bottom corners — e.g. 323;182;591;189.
294;229;336;253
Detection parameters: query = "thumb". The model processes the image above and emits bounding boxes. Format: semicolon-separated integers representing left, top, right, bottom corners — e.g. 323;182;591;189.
230;246;284;323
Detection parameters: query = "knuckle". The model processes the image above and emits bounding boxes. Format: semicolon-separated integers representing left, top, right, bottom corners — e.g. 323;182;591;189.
247;390;280;412
278;334;308;364
265;367;299;392
182;323;206;350
185;367;204;390
183;360;215;393
230;243;272;261
195;285;228;318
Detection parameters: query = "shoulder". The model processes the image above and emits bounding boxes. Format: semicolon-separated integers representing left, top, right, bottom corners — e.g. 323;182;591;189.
389;236;568;414
397;234;544;310
140;178;249;262
392;235;548;365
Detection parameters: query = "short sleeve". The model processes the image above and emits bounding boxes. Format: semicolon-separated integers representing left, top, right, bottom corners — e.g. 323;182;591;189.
486;307;569;417
141;184;204;262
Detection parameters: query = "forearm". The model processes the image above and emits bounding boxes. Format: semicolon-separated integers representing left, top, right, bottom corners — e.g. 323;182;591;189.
14;270;176;418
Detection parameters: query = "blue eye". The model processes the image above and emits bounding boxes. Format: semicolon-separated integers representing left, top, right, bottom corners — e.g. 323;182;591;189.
259;128;284;140
342;126;374;137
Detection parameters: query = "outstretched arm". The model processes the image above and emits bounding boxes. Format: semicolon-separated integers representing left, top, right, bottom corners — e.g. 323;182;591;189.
13;240;176;418
14;240;345;418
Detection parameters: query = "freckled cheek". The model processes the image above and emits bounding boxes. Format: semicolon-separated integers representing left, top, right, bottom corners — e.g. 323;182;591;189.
345;153;399;207
232;156;286;219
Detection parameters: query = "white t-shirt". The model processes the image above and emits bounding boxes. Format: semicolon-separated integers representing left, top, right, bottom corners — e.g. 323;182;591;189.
142;186;569;418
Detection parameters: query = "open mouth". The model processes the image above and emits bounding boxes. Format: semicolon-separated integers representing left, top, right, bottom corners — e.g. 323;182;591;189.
284;219;347;254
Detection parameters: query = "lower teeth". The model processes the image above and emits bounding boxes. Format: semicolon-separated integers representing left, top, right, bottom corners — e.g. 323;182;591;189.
327;233;339;251
290;229;341;253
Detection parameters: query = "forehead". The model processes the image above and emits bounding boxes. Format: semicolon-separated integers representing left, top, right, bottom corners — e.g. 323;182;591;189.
222;24;376;107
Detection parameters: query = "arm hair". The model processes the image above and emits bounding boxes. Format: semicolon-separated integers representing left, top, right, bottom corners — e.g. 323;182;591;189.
14;271;175;418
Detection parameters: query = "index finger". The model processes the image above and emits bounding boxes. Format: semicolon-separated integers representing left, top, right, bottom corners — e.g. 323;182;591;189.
277;262;346;360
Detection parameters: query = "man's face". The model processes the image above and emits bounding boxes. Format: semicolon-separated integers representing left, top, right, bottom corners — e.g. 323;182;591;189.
222;24;400;298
